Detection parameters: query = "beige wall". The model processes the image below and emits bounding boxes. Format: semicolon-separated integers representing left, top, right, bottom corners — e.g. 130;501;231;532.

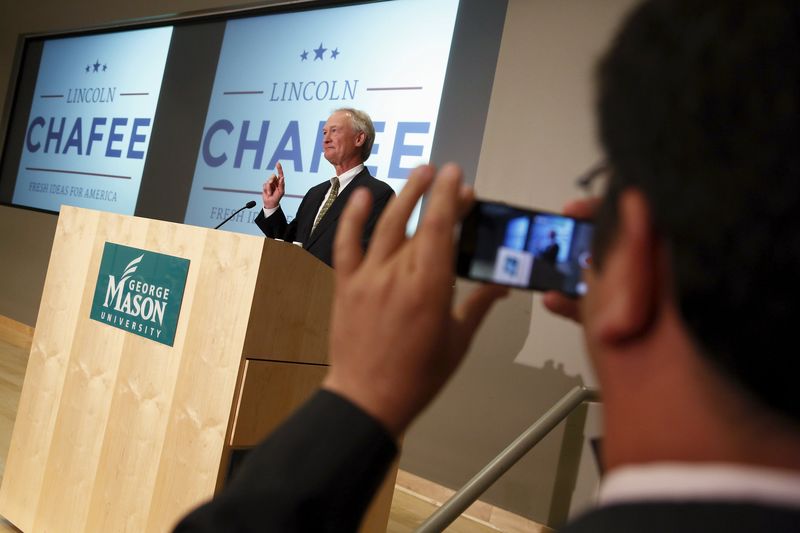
403;2;638;524
0;206;56;326
0;0;638;527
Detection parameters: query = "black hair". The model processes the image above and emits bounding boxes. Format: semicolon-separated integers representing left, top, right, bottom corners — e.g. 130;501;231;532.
595;0;800;421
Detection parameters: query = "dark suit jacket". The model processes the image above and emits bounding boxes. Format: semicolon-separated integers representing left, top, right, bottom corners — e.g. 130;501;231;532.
174;391;397;533
254;168;394;267
175;391;800;532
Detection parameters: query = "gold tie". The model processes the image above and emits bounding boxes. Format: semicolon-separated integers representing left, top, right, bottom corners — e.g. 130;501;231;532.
312;176;340;235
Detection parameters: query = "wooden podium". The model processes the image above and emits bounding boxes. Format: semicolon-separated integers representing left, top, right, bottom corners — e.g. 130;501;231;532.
0;206;397;532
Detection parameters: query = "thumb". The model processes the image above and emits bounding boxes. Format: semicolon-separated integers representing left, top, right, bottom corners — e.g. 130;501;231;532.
448;284;508;354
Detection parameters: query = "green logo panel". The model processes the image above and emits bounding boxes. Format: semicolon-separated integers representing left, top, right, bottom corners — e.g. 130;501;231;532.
90;242;190;346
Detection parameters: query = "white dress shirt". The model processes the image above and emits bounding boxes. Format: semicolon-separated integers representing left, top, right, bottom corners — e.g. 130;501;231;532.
600;462;800;508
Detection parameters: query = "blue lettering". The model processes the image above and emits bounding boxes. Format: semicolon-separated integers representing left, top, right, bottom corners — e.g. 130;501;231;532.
196;117;432;175
127;118;149;159
316;81;329;101
234;120;269;169
366;121;385;176
45;117;66;153
344;80;358;100
24;116;150;159
202;119;234;167
302;82;316;101
105;117;127;158
289;82;301;101
87;117;106;156
389;122;429;179
62;118;83;155
265;80;357;102
268;121;302;171
26;116;45;153
310;120;326;173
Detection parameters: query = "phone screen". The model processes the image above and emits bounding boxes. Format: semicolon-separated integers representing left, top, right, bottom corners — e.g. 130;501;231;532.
457;200;594;296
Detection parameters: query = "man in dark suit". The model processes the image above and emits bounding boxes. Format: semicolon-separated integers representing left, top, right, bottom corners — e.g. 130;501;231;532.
254;108;394;267
176;1;800;531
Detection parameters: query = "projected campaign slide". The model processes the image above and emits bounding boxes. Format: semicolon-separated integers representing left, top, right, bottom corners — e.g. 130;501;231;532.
184;0;459;235
13;27;173;214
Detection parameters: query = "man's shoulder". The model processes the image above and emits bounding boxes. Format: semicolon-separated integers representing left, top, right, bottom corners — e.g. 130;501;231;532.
309;179;332;193
357;169;394;195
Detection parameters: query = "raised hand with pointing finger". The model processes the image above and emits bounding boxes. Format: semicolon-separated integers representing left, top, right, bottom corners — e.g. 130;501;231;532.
261;162;285;210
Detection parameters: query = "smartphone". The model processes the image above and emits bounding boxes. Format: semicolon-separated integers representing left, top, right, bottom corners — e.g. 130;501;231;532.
456;200;594;296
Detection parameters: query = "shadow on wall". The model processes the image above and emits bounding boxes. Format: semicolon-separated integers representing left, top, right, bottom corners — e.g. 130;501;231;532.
399;282;586;525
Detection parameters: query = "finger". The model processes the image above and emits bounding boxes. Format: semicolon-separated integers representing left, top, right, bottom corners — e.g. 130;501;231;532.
276;161;284;179
334;188;372;277
415;163;463;270
542;291;582;323
449;284;509;352
367;165;435;262
562;197;600;219
457;184;475;220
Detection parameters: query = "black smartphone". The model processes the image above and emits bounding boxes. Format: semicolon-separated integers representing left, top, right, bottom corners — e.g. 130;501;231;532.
456;200;594;296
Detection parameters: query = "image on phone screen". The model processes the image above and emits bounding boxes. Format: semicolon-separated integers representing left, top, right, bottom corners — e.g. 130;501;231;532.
457;201;594;296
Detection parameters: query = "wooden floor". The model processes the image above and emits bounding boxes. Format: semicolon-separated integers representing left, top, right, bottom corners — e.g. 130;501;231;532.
0;320;501;533
0;335;26;533
388;489;504;533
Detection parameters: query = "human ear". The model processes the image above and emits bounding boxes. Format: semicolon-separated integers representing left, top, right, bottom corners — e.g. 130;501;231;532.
354;131;366;147
589;188;659;344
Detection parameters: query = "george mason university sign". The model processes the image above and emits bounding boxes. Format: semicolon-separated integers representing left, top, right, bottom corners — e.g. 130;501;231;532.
90;242;190;346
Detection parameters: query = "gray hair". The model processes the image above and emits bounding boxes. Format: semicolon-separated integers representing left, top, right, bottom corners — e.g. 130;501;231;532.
335;107;375;162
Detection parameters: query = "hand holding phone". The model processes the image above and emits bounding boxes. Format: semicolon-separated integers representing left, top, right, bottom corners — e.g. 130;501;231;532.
456;200;594;297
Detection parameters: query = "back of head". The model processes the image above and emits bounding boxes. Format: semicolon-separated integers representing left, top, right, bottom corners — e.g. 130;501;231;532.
594;0;800;422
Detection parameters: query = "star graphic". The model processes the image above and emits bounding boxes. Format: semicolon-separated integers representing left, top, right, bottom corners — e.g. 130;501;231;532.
93;60;101;72
331;48;340;60
102;64;107;72
300;50;308;61
313;42;327;61
85;65;90;73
